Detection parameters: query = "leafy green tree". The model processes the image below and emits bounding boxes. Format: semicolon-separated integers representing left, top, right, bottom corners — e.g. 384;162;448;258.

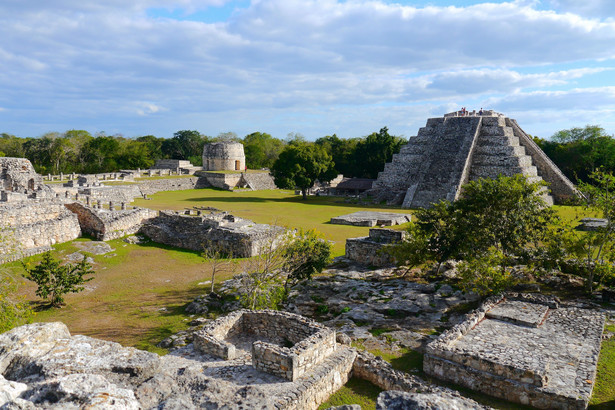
283;229;331;290
243;132;285;169
458;250;514;296
353;127;405;179
315;134;361;177
271;143;336;199
566;170;615;293
392;175;554;282
454;175;554;259
22;252;94;307
537;125;615;183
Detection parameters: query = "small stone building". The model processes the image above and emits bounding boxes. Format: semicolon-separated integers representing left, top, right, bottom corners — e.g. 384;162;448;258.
202;141;245;171
0;157;55;201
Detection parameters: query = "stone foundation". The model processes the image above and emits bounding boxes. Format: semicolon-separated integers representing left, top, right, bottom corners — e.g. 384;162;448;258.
330;211;411;227
424;293;605;409
139;211;283;257
194;310;337;381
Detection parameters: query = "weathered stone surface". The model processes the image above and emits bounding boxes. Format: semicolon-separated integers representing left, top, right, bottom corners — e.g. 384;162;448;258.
576;217;608;231
367;112;577;207
202;141;245;171
376;390;487;410
0;157;55;201
140;210;283;257
346;228;407;267
0;201;81;262
65;202;156;241
330;211;411;227
424;293;605;409
0;321;355;410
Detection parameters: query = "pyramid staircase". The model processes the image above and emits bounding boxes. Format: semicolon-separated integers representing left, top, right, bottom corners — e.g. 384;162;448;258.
368;112;577;208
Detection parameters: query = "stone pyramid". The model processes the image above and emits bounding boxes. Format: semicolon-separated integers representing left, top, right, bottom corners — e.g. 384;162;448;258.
368;110;577;208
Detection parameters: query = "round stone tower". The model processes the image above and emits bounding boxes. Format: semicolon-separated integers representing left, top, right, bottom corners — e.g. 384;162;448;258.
202;141;246;171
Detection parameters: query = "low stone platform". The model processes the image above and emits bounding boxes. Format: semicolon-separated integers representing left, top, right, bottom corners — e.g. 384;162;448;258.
424;293;605;409
346;228;407;267
330;211;411;227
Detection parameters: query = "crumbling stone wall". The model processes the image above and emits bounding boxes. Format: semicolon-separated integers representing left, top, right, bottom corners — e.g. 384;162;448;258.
139;211;282;257
196;172;243;190
0;202;81;261
241;172;277;190
194;310;337;381
345;228;406;267
65;203;156;241
137;176;211;195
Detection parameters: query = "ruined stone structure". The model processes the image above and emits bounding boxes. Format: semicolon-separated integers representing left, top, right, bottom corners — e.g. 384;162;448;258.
424;293;605;409
202;141;246;171
194;310;337;381
0;157;55;202
368;111;577;208
331;211;411;227
140;211;283;257
151;159;200;174
346;228;407;267
65;203;157;241
0;201;81;262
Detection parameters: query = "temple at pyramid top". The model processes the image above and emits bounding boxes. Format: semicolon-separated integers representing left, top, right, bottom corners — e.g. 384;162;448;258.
367;111;578;208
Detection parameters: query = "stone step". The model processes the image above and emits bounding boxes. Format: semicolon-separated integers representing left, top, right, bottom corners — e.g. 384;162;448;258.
479;125;514;137
472;154;534;168
481;116;506;127
470;165;538;179
475;136;520;147
473;145;526;156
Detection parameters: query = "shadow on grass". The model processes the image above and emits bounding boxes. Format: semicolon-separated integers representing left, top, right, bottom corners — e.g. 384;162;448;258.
181;194;403;210
389;349;424;374
589;399;615;410
318;377;382;410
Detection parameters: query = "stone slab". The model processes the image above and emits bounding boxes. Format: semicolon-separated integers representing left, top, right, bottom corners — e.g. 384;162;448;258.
330;211;411;227
486;300;549;327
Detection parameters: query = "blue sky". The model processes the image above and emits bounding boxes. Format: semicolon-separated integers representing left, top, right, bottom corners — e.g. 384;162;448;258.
1;0;615;141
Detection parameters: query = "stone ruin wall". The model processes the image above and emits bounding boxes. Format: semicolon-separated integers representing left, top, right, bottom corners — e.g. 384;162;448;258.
139;211;282;258
345;229;407;267
196;172;243;190
0;202;81;262
194;310;337;381
65;203;157;241
242;172;277;190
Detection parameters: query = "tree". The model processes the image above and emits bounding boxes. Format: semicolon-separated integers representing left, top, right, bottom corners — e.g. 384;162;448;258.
353;127;405;179
564;170;615;293
392;175;554;279
282;229;331;291
537;125;615;183
271;143;336;199
234;227;330;310
315;134;360;177
202;241;235;294
22;252;94;307
243;132;285;169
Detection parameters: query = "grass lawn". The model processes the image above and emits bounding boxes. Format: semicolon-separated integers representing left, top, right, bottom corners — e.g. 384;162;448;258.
133;188;414;256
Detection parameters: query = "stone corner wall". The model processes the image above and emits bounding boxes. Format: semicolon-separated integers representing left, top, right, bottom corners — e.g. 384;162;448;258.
65;202;156;241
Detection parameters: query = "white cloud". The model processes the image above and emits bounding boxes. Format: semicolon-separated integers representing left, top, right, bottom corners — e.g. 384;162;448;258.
546;0;615;19
0;0;614;138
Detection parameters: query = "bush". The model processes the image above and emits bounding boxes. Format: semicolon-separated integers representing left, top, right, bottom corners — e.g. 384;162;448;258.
458;251;514;296
22;251;94;307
